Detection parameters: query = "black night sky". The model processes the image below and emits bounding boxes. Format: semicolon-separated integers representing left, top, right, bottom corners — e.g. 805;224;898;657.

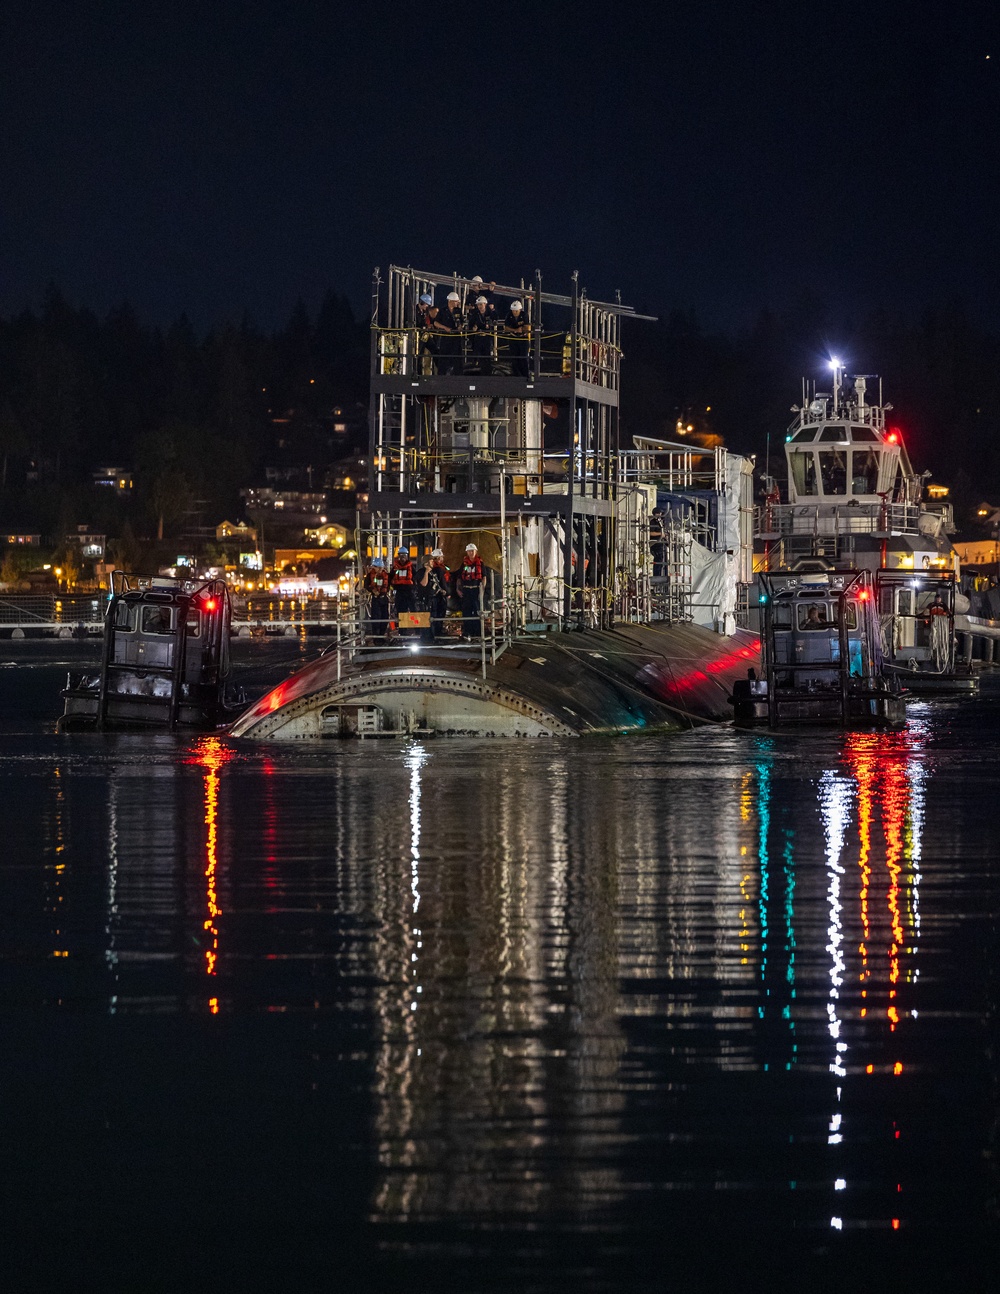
3;0;999;329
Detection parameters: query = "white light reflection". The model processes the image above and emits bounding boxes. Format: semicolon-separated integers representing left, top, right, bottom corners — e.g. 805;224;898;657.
906;727;926;945
406;744;428;1014
105;772;120;991
820;771;853;1205
820;771;852;1076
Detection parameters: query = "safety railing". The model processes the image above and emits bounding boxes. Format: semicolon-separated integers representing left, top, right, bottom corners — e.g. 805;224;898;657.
756;501;923;540
620;445;727;492
0;593;105;625
375;327;621;388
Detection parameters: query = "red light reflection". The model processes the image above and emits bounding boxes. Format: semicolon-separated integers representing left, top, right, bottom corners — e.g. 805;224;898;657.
186;736;235;988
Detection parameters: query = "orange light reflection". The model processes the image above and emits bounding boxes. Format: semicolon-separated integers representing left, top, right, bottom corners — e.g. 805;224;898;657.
186;737;235;993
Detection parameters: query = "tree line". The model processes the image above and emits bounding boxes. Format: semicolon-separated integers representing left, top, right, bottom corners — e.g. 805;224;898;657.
2;286;998;563
0;286;369;557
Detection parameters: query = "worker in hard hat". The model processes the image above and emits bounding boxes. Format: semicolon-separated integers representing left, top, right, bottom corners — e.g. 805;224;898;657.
416;291;436;374
468;276;497;318
390;545;418;628
439;291;465;375
503;299;530;377
467;297;495;375
363;557;391;642
457;543;485;639
420;548;451;640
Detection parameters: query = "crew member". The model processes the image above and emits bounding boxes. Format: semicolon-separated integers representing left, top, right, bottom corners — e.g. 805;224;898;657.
503;299;530;377
457;542;485;638
416;292;436;373
467;297;495;374
363;558;391;641
421;548;451;640
424;303;452;374
439;291;465;375
804;603;828;629
469;276;498;319
926;592;949;621
390;546;418;631
415;291;433;330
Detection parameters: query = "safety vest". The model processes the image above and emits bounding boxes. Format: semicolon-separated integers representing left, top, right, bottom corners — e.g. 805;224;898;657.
391;560;414;586
366;568;389;594
461;557;483;584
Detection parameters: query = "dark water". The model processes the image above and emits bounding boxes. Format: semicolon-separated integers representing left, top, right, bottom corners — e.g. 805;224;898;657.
1;642;998;1291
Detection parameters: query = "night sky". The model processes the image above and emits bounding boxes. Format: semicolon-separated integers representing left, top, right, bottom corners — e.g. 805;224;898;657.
2;0;998;331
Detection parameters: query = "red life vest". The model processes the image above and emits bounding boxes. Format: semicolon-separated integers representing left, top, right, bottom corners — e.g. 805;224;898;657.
365;568;389;594
461;556;483;583
391;559;414;586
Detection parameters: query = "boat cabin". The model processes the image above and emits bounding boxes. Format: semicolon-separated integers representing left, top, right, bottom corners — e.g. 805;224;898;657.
733;570;904;729
759;367;954;572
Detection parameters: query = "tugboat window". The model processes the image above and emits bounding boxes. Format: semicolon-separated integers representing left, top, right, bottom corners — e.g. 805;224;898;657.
819;450;847;495
819;425;848;442
790;452;818;495
142;605;174;635
851;448;880;494
114;602;138;631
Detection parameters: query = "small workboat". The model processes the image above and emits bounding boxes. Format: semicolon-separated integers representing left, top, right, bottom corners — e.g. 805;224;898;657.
732;570;905;730
875;569;978;694
58;571;244;731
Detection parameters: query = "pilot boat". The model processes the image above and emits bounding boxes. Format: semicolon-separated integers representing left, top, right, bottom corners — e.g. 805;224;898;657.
732;570;905;730
58;571;244;731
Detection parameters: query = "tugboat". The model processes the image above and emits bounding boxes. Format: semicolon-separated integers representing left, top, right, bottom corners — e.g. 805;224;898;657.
733;570;905;730
755;359;976;696
58;571;243;731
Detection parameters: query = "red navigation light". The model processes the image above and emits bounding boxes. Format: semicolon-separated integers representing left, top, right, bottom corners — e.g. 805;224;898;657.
858;589;870;601
886;430;900;444
202;596;218;613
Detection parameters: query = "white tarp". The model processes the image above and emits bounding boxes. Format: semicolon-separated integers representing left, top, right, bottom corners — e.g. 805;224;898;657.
687;453;749;633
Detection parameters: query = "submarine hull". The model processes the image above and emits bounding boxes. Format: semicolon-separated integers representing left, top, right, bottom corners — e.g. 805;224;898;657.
228;624;761;740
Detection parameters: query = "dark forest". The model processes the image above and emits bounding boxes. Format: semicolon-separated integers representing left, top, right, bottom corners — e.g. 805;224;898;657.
2;286;999;559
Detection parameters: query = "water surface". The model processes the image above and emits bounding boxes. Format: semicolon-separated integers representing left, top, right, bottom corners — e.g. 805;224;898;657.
0;643;998;1290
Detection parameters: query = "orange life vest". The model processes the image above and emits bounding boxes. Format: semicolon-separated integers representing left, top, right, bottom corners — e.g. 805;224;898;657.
391;559;414;586
460;556;483;584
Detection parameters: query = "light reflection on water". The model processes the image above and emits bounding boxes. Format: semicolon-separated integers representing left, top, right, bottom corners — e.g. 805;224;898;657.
0;659;998;1287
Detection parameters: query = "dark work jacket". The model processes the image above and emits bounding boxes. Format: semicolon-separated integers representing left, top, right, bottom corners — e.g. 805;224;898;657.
442;305;464;334
421;562;451;597
467;309;494;335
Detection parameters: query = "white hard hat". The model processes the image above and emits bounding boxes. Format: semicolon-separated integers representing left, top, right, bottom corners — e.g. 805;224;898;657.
511;299;523;311
431;548;444;558
466;543;477;551
447;291;460;301
471;275;483;284
476;296;487;305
